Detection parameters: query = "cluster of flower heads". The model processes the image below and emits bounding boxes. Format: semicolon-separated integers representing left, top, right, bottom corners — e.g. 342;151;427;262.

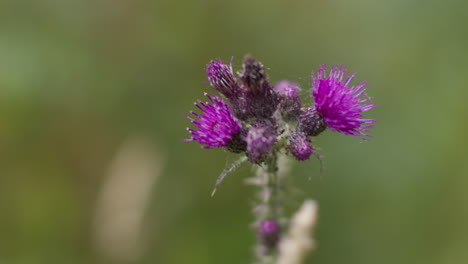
184;55;377;164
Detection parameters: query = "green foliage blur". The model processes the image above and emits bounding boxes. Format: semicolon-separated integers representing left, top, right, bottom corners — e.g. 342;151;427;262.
1;0;467;263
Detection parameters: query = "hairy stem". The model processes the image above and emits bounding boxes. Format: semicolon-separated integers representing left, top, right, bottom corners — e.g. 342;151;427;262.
267;154;280;221
249;152;291;264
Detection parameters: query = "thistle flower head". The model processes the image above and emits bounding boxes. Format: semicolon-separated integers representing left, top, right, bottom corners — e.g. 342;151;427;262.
184;93;243;149
206;58;240;99
185;57;378;188
312;65;377;139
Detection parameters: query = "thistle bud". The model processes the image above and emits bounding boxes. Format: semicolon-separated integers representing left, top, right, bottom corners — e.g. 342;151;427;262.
298;107;327;136
274;81;302;121
246;120;277;164
238;55;278;119
288;131;313;161
239;55;267;91
257;219;281;249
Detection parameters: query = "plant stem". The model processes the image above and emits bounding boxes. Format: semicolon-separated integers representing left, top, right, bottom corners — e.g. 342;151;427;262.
250;153;285;264
267;154;280;221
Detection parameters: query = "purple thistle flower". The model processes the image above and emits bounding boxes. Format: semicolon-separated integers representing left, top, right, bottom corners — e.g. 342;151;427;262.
257;219;281;249
206;58;250;120
311;64;378;139
206;58;241;100
246;120;277;164
288;131;313;161
184;93;244;150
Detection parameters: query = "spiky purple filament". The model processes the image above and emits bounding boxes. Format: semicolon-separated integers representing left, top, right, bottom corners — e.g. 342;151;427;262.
184;93;241;148
312;65;378;139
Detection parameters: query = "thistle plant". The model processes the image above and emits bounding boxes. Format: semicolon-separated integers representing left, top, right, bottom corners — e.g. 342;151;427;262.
184;55;377;263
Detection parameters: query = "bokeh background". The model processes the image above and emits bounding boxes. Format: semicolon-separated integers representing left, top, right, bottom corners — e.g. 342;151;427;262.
1;0;468;263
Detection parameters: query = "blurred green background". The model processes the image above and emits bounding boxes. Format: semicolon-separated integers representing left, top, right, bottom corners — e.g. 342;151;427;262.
1;0;468;263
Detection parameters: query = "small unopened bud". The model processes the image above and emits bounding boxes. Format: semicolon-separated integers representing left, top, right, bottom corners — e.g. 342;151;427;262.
239;55;278;119
258;219;281;249
246;120;277;164
239;55;267;91
298;107;327;136
274;81;302;121
288;131;312;161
